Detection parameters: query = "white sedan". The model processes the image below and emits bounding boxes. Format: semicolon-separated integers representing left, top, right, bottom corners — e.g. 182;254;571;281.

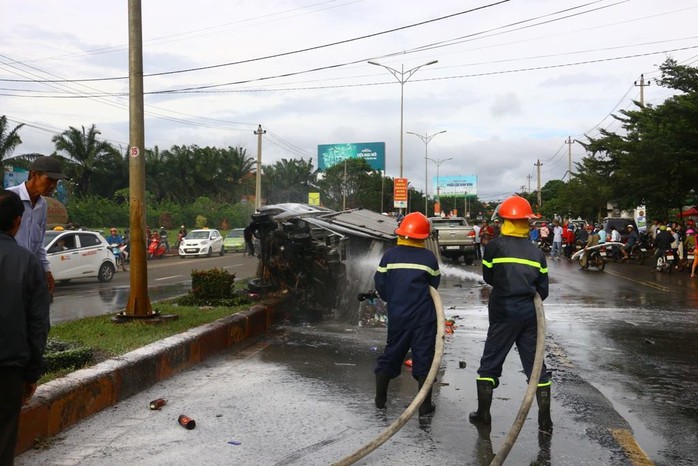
44;230;117;283
178;229;225;258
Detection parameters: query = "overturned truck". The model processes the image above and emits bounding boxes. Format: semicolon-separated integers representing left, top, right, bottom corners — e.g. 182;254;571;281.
246;204;400;322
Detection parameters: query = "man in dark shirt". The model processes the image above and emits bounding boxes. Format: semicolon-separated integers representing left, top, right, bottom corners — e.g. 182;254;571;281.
0;190;51;464
653;225;675;270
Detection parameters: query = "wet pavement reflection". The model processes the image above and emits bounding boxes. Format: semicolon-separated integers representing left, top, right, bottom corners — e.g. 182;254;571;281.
18;256;698;465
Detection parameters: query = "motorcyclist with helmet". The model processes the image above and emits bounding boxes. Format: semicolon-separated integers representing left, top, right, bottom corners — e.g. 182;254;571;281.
620;224;639;261
159;227;170;253
373;212;440;416
652;225;674;271
469;195;552;433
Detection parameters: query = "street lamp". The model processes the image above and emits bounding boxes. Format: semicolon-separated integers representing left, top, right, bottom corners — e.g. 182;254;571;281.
407;130;446;215
368;60;438;180
427;157;453;213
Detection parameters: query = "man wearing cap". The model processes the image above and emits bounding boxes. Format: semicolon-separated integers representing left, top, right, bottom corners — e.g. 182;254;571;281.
6;156;67;293
620;225;639;261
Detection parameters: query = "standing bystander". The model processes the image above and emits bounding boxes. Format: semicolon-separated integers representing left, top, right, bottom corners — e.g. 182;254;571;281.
551;220;563;260
6;156;66;295
472;220;482;260
0;190;51;465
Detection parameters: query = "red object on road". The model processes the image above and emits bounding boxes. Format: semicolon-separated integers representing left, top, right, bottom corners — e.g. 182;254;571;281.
149;398;167;410
178;415;196;430
404;359;413;367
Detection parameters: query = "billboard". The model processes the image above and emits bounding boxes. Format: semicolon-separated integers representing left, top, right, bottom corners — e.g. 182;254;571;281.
433;175;477;196
317;142;385;171
393;178;408;209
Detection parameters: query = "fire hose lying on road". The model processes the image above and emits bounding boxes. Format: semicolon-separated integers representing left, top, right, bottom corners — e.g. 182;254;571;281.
333;289;547;466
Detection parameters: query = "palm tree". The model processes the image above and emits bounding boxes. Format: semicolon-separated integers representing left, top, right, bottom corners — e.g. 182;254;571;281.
52;124;119;196
263;158;318;204
0;115;24;181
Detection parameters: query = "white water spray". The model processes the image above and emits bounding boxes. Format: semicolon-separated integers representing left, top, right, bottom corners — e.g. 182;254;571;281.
439;263;485;283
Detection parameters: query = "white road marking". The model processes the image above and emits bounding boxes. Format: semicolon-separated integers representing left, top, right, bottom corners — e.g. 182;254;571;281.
155;275;181;281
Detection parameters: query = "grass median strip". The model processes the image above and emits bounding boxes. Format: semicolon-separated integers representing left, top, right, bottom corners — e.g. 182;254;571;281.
41;301;251;384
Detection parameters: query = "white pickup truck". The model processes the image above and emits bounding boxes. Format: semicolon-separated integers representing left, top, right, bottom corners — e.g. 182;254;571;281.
429;216;477;265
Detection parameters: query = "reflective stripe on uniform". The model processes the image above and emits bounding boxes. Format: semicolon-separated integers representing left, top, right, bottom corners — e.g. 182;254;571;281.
376;262;440;277
482;257;547;274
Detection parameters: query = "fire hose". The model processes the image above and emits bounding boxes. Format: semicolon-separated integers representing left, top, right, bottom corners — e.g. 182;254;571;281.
333;290;546;466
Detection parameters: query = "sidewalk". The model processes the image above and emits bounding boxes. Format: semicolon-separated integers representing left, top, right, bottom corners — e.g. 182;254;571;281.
16;299;285;456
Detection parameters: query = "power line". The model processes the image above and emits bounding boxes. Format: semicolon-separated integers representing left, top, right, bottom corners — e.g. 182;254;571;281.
0;1;510;84
5;44;696;99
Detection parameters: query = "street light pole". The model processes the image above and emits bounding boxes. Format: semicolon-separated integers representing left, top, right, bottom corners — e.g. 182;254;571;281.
368;60;438;180
427;156;453;215
407;130;446;215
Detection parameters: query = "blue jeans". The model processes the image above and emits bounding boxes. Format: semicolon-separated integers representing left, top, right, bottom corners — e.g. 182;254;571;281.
551;241;562;258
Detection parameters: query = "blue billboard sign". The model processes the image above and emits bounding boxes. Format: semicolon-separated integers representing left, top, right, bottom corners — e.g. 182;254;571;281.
317;142;385;171
433;175;477;196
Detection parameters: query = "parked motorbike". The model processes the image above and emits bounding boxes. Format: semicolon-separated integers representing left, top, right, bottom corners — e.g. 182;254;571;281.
147;237;167;260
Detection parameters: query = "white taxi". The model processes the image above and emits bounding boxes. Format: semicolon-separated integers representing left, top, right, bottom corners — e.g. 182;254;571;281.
44;230;117;283
178;229;225;258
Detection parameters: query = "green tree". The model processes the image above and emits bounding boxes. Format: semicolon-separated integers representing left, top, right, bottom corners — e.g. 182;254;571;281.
317;158;380;210
0;115;24;181
580;59;698;218
263;158;318;204
52;124;119;197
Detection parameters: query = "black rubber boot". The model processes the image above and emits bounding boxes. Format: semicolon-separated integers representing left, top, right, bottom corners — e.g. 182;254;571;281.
375;373;390;409
536;383;553;434
469;378;495;425
416;376;435;416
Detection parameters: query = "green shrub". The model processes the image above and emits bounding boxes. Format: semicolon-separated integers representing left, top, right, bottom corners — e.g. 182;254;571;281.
177;268;251;307
44;338;94;372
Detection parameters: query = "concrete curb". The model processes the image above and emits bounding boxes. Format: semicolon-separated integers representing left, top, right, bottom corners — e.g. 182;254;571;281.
16;299;285;455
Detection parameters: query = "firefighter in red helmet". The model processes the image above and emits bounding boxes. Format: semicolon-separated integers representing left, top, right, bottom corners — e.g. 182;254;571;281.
470;196;553;433
373;212;441;416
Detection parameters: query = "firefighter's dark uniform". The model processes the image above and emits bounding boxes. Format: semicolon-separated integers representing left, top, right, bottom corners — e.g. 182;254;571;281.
374;244;440;378
479;235;550;386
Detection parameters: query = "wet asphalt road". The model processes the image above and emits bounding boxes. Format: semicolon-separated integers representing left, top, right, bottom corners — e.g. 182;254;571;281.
19;254;698;465
49;252;258;324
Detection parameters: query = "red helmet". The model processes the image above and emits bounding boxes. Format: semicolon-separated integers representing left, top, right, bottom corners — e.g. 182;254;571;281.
395;212;431;239
498;196;535;220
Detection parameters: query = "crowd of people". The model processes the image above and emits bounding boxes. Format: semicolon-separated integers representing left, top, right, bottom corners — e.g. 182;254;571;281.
519;216;698;273
470;212;698;274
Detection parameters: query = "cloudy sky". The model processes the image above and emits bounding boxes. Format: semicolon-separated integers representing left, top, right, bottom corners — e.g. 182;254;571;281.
3;0;697;202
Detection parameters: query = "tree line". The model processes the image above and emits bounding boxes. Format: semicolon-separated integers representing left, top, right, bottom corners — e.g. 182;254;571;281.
2;59;696;227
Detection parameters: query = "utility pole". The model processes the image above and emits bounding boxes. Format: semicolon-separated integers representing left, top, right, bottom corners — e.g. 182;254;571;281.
535;159;543;208
565;136;574;180
527;174;532;193
634;74;651;107
254;125;266;210
124;0;152;318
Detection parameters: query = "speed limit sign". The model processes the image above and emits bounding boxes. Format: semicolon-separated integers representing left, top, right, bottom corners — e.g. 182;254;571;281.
130;146;140;158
